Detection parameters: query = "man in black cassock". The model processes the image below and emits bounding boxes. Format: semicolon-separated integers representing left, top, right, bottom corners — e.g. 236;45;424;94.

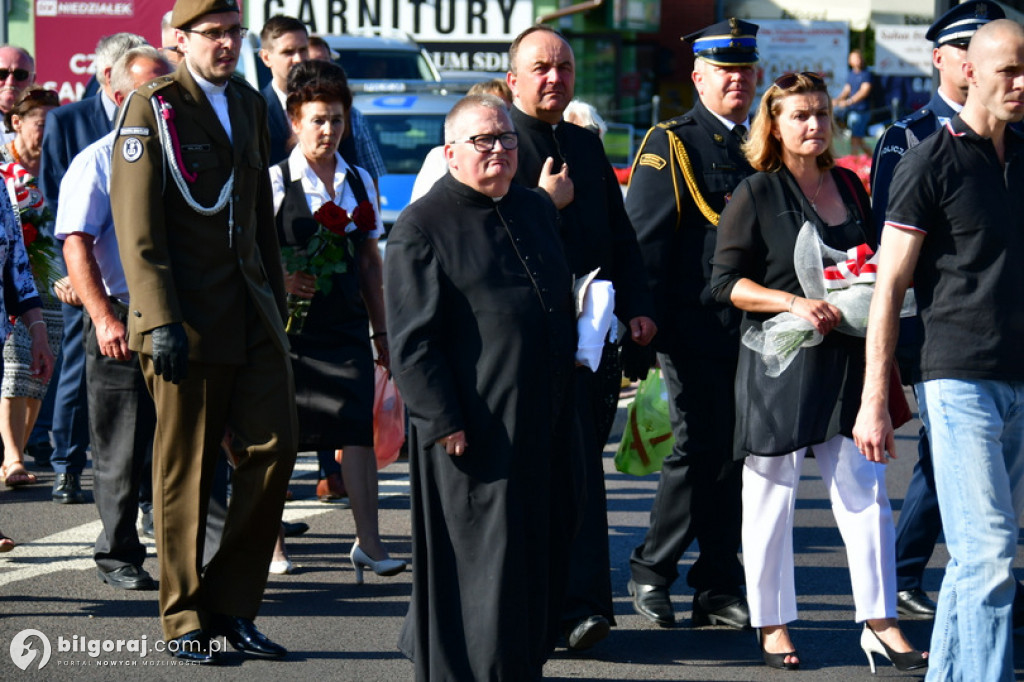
386;94;577;680
506;25;657;650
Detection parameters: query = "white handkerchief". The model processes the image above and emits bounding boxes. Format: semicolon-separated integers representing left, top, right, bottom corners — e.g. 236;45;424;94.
575;277;616;371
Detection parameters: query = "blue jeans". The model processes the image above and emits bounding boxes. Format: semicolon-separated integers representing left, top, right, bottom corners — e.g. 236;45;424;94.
918;379;1024;682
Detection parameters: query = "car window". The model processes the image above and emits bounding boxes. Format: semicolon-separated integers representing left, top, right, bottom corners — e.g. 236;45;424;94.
364;114;446;175
336;50;433;81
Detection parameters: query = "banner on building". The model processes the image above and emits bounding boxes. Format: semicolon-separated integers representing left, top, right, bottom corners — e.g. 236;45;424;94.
257;0;533;43
874;25;931;76
755;20;849;97
34;0;164;102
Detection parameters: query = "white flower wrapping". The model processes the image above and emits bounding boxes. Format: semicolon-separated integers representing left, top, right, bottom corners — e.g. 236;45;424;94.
742;221;916;377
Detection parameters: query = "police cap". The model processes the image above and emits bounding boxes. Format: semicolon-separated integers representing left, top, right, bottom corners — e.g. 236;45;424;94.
170;0;240;29
684;18;759;66
925;0;1005;47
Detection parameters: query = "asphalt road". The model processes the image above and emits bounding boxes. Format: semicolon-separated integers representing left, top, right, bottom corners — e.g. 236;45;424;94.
1;391;1023;681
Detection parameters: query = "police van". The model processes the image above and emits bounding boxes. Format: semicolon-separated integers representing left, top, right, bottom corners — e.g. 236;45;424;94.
236;28;441;91
354;92;462;227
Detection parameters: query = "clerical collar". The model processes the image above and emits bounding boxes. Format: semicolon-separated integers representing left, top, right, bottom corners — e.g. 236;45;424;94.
706;106;749;133
189;65;232;141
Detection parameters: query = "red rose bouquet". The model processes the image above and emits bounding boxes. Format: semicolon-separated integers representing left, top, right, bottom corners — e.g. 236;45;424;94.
281;199;377;333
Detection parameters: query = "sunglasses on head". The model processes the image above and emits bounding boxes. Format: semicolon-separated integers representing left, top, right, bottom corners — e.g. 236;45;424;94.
773;71;826;90
0;68;31;82
19;89;59;107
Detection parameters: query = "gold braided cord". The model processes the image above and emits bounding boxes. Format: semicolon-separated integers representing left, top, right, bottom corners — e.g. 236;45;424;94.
666;130;720;226
632;126;684;229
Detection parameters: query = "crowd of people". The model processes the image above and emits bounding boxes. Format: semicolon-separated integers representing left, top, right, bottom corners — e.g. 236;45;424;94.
0;0;1023;679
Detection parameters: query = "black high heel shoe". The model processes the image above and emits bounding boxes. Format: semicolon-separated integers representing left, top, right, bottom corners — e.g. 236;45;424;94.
860;623;928;674
757;627;800;670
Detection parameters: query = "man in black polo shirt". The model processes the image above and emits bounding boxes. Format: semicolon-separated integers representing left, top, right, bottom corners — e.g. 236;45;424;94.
855;19;1024;681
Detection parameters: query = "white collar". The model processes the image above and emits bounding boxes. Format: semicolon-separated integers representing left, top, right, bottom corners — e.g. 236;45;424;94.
189;66;228;99
937;89;964;114
271;81;288;111
706;107;750;133
286;146;351;203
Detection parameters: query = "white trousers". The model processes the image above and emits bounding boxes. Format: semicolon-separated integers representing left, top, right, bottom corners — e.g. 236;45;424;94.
742;434;897;626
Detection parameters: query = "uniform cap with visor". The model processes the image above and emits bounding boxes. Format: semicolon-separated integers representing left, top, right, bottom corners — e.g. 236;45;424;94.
925;0;1005;48
684;18;760;66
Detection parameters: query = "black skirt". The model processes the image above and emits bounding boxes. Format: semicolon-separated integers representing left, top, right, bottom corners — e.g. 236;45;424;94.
290;320;374;451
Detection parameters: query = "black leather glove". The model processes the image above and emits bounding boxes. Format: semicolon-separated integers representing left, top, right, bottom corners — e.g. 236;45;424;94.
150;323;189;384
620;338;656;382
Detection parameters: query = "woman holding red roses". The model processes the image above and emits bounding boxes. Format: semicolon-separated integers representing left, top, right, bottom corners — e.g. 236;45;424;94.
269;62;404;580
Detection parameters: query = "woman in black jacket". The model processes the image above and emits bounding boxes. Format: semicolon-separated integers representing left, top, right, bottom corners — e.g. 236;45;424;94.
711;72;925;673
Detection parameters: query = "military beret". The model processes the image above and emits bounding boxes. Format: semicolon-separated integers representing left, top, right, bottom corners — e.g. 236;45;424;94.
925;0;1004;47
684;18;759;66
170;0;240;29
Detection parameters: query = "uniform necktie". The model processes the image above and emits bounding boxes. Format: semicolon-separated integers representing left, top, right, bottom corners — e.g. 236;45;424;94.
733;124;748;142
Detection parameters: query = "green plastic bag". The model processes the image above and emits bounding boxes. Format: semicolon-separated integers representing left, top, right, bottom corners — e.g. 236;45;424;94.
615;369;674;476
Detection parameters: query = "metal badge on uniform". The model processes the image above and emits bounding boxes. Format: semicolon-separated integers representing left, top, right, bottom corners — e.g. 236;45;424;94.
639;153;667;170
119;126;151;136
714;133;724;143
122;137;144;163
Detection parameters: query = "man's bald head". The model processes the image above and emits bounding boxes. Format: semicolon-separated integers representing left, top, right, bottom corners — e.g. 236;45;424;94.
963;19;1024;125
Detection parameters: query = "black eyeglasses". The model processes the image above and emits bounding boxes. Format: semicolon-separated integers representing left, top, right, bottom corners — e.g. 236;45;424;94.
184;26;248;43
773;71;826;90
455;132;519;153
0;68;32;82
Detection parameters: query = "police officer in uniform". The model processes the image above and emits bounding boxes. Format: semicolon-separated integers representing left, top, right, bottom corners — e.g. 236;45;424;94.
624;19;757;629
869;0;1007;620
110;0;297;664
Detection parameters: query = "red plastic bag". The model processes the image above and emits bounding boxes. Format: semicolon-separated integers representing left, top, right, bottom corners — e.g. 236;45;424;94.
336;366;406;469
372;365;405;469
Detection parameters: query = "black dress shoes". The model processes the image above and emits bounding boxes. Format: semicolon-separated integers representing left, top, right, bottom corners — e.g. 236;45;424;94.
282;521;309;537
209;615;287;658
565;615;611;651
628;579;675;628
166;630;219;665
896;588;937;619
52;473;86;504
97;565;156;590
692;591;751;630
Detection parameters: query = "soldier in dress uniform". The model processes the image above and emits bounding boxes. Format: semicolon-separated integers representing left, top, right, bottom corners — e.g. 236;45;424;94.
624;18;758;631
868;0;1011;621
109;0;297;664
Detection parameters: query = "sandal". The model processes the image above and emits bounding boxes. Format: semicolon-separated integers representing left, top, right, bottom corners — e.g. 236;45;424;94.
0;533;13;552
2;461;37;487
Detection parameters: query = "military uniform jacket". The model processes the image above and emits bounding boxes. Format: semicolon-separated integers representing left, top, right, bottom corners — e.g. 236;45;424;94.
625;99;753;356
870;92;956;237
110;64;289;364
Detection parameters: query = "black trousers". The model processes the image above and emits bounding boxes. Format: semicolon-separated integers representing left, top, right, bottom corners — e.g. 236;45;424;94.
628;350;744;594
560;345;622;626
85;307;156;573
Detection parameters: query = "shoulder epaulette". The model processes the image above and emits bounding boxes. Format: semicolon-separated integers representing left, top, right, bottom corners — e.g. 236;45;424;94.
229;72;257;92
138;76;174;98
893;107;933;130
655;114;693;130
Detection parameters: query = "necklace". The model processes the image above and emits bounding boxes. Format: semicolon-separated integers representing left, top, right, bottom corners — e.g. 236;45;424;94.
807;171;824;209
8;141;22;167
